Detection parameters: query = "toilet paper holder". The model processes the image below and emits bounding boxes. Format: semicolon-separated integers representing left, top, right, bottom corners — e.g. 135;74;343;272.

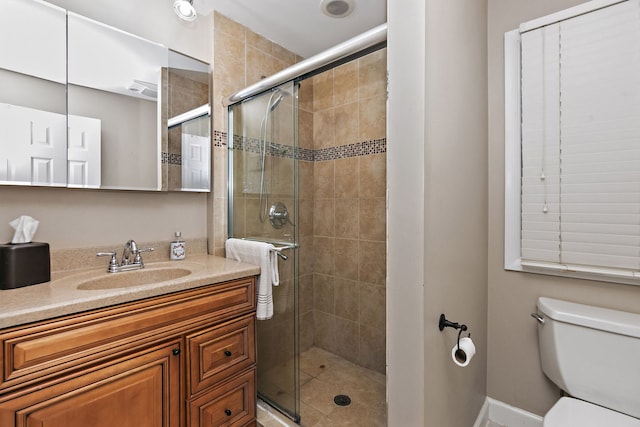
439;314;470;349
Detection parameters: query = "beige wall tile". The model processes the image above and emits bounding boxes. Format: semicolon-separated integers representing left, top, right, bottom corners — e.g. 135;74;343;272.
358;49;387;100
246;46;276;87
359;240;385;285
334;278;359;322
334;102;359;146
214;12;245;39
313;70;334;112
359;283;386;331
334;61;359;107
300;311;315;352
334;238;359;281
299;79;314;113
359;198;386;242
359;96;386;141
299;199;314;237
359;154;386;198
299;109;314;150
314;274;335;314
314;161;335;199
313;199;335;237
246;30;272;54
272;43;296;65
359;324;385;374
299;160;315;199
313;311;336;353
334;317;359;363
300;274;315;314
313;108;336;149
335;198;359;239
314;236;335;276
299;236;314;276
335;157;359;198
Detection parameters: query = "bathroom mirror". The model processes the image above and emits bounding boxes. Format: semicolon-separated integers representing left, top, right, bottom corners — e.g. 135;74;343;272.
68;12;168;190
0;0;211;192
0;0;67;187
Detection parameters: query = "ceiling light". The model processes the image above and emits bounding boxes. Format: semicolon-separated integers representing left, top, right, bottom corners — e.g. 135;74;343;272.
320;0;354;18
174;0;197;21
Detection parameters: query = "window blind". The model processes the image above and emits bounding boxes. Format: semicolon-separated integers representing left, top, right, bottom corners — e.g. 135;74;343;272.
520;0;640;276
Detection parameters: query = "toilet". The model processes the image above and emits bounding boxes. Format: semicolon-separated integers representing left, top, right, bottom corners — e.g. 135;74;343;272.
535;297;640;427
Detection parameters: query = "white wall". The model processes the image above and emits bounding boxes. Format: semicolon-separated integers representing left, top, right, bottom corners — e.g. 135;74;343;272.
388;1;489;426
387;0;426;424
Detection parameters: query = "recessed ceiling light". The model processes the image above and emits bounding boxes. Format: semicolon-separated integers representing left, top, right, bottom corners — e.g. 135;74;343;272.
320;0;354;18
174;0;197;21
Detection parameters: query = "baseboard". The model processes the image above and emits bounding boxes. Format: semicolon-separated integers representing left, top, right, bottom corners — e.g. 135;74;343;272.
474;397;544;427
472;398;490;427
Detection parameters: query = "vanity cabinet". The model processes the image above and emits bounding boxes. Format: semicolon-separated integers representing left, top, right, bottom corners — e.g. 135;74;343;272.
0;277;257;427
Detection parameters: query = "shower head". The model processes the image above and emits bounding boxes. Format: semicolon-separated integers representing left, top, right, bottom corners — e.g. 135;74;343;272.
270;93;286;111
268;88;291;112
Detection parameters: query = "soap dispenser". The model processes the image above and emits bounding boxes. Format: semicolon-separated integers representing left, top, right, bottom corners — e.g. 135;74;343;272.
170;232;185;260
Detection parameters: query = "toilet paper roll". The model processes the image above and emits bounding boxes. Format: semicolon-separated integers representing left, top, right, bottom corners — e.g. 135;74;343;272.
452;337;476;367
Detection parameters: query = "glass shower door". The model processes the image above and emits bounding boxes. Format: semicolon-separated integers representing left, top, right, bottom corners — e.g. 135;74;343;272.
227;81;299;422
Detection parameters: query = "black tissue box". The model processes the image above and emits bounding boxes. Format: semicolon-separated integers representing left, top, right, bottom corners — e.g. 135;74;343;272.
0;242;50;290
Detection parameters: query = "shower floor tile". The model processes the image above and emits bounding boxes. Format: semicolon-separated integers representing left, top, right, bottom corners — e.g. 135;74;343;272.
258;346;387;426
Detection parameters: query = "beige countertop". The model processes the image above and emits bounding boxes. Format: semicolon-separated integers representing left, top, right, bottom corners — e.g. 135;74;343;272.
0;255;260;329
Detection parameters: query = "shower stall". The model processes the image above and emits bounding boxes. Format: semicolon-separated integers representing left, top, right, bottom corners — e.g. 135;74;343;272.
225;24;387;424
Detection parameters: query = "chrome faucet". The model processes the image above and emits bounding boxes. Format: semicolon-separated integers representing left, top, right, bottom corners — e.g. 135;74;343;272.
97;240;154;273
121;240;138;265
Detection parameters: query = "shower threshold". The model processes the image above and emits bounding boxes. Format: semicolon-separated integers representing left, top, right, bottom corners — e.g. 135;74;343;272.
257;398;300;426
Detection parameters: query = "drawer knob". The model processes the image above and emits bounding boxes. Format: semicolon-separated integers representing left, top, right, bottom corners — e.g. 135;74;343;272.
224;409;232;416
224;350;232;357
172;348;180;356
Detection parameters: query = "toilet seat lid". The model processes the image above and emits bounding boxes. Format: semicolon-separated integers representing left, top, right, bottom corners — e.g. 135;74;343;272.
544;398;640;427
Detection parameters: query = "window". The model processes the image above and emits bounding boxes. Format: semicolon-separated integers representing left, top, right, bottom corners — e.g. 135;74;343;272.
505;0;640;284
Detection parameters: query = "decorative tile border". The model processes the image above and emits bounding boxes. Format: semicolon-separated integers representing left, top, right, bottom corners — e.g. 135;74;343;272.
161;152;182;165
218;130;385;162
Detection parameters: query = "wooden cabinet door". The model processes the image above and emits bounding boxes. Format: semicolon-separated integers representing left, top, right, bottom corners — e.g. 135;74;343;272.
0;341;182;427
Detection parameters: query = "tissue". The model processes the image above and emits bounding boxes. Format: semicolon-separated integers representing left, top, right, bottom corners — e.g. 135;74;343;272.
452;337;476;367
10;215;39;244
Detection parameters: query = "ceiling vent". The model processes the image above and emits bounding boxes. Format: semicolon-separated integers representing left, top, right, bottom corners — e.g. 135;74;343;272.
320;0;354;18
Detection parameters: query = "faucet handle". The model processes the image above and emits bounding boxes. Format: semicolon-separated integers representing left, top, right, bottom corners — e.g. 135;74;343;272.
133;247;154;265
97;251;119;273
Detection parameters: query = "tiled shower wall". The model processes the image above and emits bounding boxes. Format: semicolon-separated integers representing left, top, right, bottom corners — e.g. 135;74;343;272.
304;50;387;374
211;12;302;256
212;13;386;374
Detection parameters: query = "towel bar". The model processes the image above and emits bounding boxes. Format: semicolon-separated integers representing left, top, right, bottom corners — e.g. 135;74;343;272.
239;238;298;260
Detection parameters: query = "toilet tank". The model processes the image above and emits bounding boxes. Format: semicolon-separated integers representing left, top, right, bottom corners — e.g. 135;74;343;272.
536;297;640;419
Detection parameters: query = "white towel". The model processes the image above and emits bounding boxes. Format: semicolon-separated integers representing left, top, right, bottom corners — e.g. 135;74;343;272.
225;238;279;320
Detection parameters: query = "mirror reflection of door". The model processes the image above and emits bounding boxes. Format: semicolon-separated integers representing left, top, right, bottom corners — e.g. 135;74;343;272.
181;115;211;191
0;0;67;186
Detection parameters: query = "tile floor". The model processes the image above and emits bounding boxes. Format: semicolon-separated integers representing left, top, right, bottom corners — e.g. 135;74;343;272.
258;346;387;427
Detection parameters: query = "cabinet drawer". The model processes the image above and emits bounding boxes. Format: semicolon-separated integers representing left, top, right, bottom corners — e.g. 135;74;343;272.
0;278;255;392
188;368;256;427
187;314;255;395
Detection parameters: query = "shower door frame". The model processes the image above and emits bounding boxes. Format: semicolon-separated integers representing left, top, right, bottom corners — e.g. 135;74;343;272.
227;81;301;422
